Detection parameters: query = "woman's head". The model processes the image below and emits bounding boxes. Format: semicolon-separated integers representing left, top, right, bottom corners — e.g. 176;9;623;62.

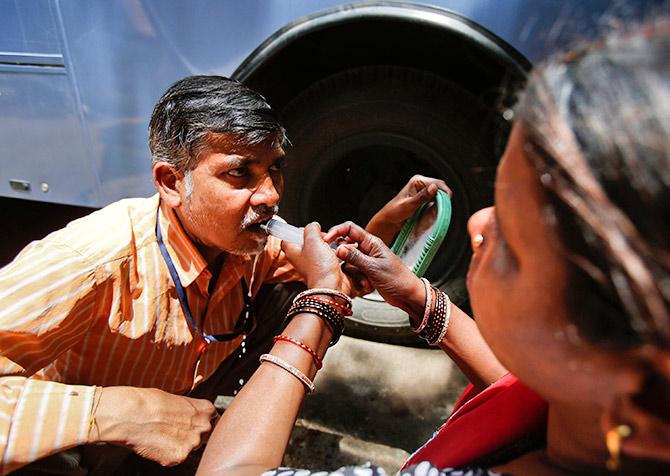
517;22;670;351
467;19;670;462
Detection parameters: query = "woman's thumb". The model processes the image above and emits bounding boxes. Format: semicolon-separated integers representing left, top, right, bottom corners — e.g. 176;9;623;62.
337;244;370;270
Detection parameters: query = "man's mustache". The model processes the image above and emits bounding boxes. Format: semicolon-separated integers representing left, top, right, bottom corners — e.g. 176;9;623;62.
241;205;279;228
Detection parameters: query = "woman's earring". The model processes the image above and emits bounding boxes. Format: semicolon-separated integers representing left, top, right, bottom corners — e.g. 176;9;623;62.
606;424;632;471
473;234;484;248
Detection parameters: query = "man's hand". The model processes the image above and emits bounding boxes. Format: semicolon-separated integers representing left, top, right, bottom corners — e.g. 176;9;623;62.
365;175;451;245
92;386;217;466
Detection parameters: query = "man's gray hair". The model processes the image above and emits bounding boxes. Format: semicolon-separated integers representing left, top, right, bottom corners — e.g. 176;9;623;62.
149;75;287;172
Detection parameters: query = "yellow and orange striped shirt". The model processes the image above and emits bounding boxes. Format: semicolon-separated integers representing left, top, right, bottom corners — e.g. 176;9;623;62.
0;194;300;473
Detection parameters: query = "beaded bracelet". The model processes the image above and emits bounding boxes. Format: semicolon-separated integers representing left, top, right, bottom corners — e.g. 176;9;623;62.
422;289;451;345
287;304;342;326
289;298;345;323
294;288;352;308
259;353;315;393
434;291;452;345
309;296;353;316
290;297;345;322
418;287;448;345
430;289;448;343
287;300;344;344
413;278;433;334
425;289;447;344
273;334;323;369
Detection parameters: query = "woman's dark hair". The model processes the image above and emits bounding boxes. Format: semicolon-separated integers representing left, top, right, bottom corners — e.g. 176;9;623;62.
515;20;670;349
149;75;287;171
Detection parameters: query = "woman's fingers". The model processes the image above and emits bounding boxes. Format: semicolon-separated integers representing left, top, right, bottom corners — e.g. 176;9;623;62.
326;221;386;257
410;182;437;205
410;175;452;198
282;222;348;291
340;262;373;295
336;243;367;267
323;221;355;243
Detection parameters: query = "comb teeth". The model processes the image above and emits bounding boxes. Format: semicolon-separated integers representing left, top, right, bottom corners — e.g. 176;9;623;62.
392;190;452;278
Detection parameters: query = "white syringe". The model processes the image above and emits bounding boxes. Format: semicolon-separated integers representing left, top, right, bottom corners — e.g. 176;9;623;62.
260;218;341;249
260;218;304;245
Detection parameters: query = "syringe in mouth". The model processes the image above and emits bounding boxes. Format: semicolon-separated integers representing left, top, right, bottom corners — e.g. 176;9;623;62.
260;218;340;249
260;218;304;244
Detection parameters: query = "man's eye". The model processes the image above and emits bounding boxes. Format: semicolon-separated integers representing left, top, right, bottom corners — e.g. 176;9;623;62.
228;168;248;177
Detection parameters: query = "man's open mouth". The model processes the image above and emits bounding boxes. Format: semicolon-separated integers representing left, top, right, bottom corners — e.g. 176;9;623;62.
245;216;273;234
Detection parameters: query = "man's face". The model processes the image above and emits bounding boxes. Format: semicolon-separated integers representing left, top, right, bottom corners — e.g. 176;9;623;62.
175;134;285;257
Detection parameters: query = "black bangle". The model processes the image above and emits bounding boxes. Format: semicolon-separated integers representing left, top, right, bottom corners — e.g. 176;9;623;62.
286;298;345;345
419;287;446;344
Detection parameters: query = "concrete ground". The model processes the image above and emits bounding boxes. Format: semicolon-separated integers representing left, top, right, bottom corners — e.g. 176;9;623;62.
278;336;467;472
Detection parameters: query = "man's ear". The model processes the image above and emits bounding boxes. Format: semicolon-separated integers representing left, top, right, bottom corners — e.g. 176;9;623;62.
153;162;182;208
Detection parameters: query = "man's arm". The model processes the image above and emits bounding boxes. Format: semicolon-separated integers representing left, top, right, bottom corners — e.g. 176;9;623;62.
0;239;101;472
0;376;217;474
0;240;216;472
0;377;98;474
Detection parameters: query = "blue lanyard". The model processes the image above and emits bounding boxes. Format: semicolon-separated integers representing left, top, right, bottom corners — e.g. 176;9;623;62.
156;212;253;343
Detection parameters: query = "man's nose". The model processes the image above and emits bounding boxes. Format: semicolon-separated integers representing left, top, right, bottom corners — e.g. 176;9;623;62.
251;175;280;207
467;207;494;250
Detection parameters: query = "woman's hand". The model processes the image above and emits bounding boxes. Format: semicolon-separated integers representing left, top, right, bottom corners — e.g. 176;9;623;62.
281;222;347;292
325;221;425;318
365;175;451;245
326;222;508;389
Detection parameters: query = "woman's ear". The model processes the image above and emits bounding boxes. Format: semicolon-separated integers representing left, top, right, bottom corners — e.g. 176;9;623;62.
600;348;670;465
153;162;182;208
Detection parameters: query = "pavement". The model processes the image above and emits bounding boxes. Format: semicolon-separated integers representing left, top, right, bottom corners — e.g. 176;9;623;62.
219;335;468;473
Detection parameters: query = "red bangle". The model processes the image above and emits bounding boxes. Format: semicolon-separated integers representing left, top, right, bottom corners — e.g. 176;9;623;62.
309;296;353;316
273;335;323;369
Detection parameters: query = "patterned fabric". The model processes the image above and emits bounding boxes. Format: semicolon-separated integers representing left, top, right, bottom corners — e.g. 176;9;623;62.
261;461;500;476
0;194;300;474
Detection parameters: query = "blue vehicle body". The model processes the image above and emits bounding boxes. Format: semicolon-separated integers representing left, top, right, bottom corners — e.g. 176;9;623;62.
0;0;657;207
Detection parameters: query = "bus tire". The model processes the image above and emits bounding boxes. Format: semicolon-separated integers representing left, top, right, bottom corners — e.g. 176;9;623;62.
279;65;504;345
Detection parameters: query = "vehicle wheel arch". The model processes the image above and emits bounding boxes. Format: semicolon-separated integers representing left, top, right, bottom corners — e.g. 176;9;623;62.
233;2;530;112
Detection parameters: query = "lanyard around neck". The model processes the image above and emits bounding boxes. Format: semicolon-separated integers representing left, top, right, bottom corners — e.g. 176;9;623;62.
156;211;253;342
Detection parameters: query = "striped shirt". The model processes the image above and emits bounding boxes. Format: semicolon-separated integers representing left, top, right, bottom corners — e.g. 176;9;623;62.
0;194;300;473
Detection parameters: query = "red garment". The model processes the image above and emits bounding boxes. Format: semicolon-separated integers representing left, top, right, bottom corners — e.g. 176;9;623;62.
402;373;548;470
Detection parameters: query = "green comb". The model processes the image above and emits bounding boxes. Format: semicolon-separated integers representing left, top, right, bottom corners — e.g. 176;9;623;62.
390;189;451;277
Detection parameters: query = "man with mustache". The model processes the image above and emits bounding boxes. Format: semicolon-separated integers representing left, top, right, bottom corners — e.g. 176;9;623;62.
0;76;447;474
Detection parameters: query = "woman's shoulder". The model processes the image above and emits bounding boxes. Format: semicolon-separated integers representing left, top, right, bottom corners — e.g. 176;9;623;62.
262;461;502;476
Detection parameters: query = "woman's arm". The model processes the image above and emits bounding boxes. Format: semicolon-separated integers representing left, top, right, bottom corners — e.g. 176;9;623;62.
436;305;507;390
326;221;507;392
197;223;347;476
197;311;333;476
